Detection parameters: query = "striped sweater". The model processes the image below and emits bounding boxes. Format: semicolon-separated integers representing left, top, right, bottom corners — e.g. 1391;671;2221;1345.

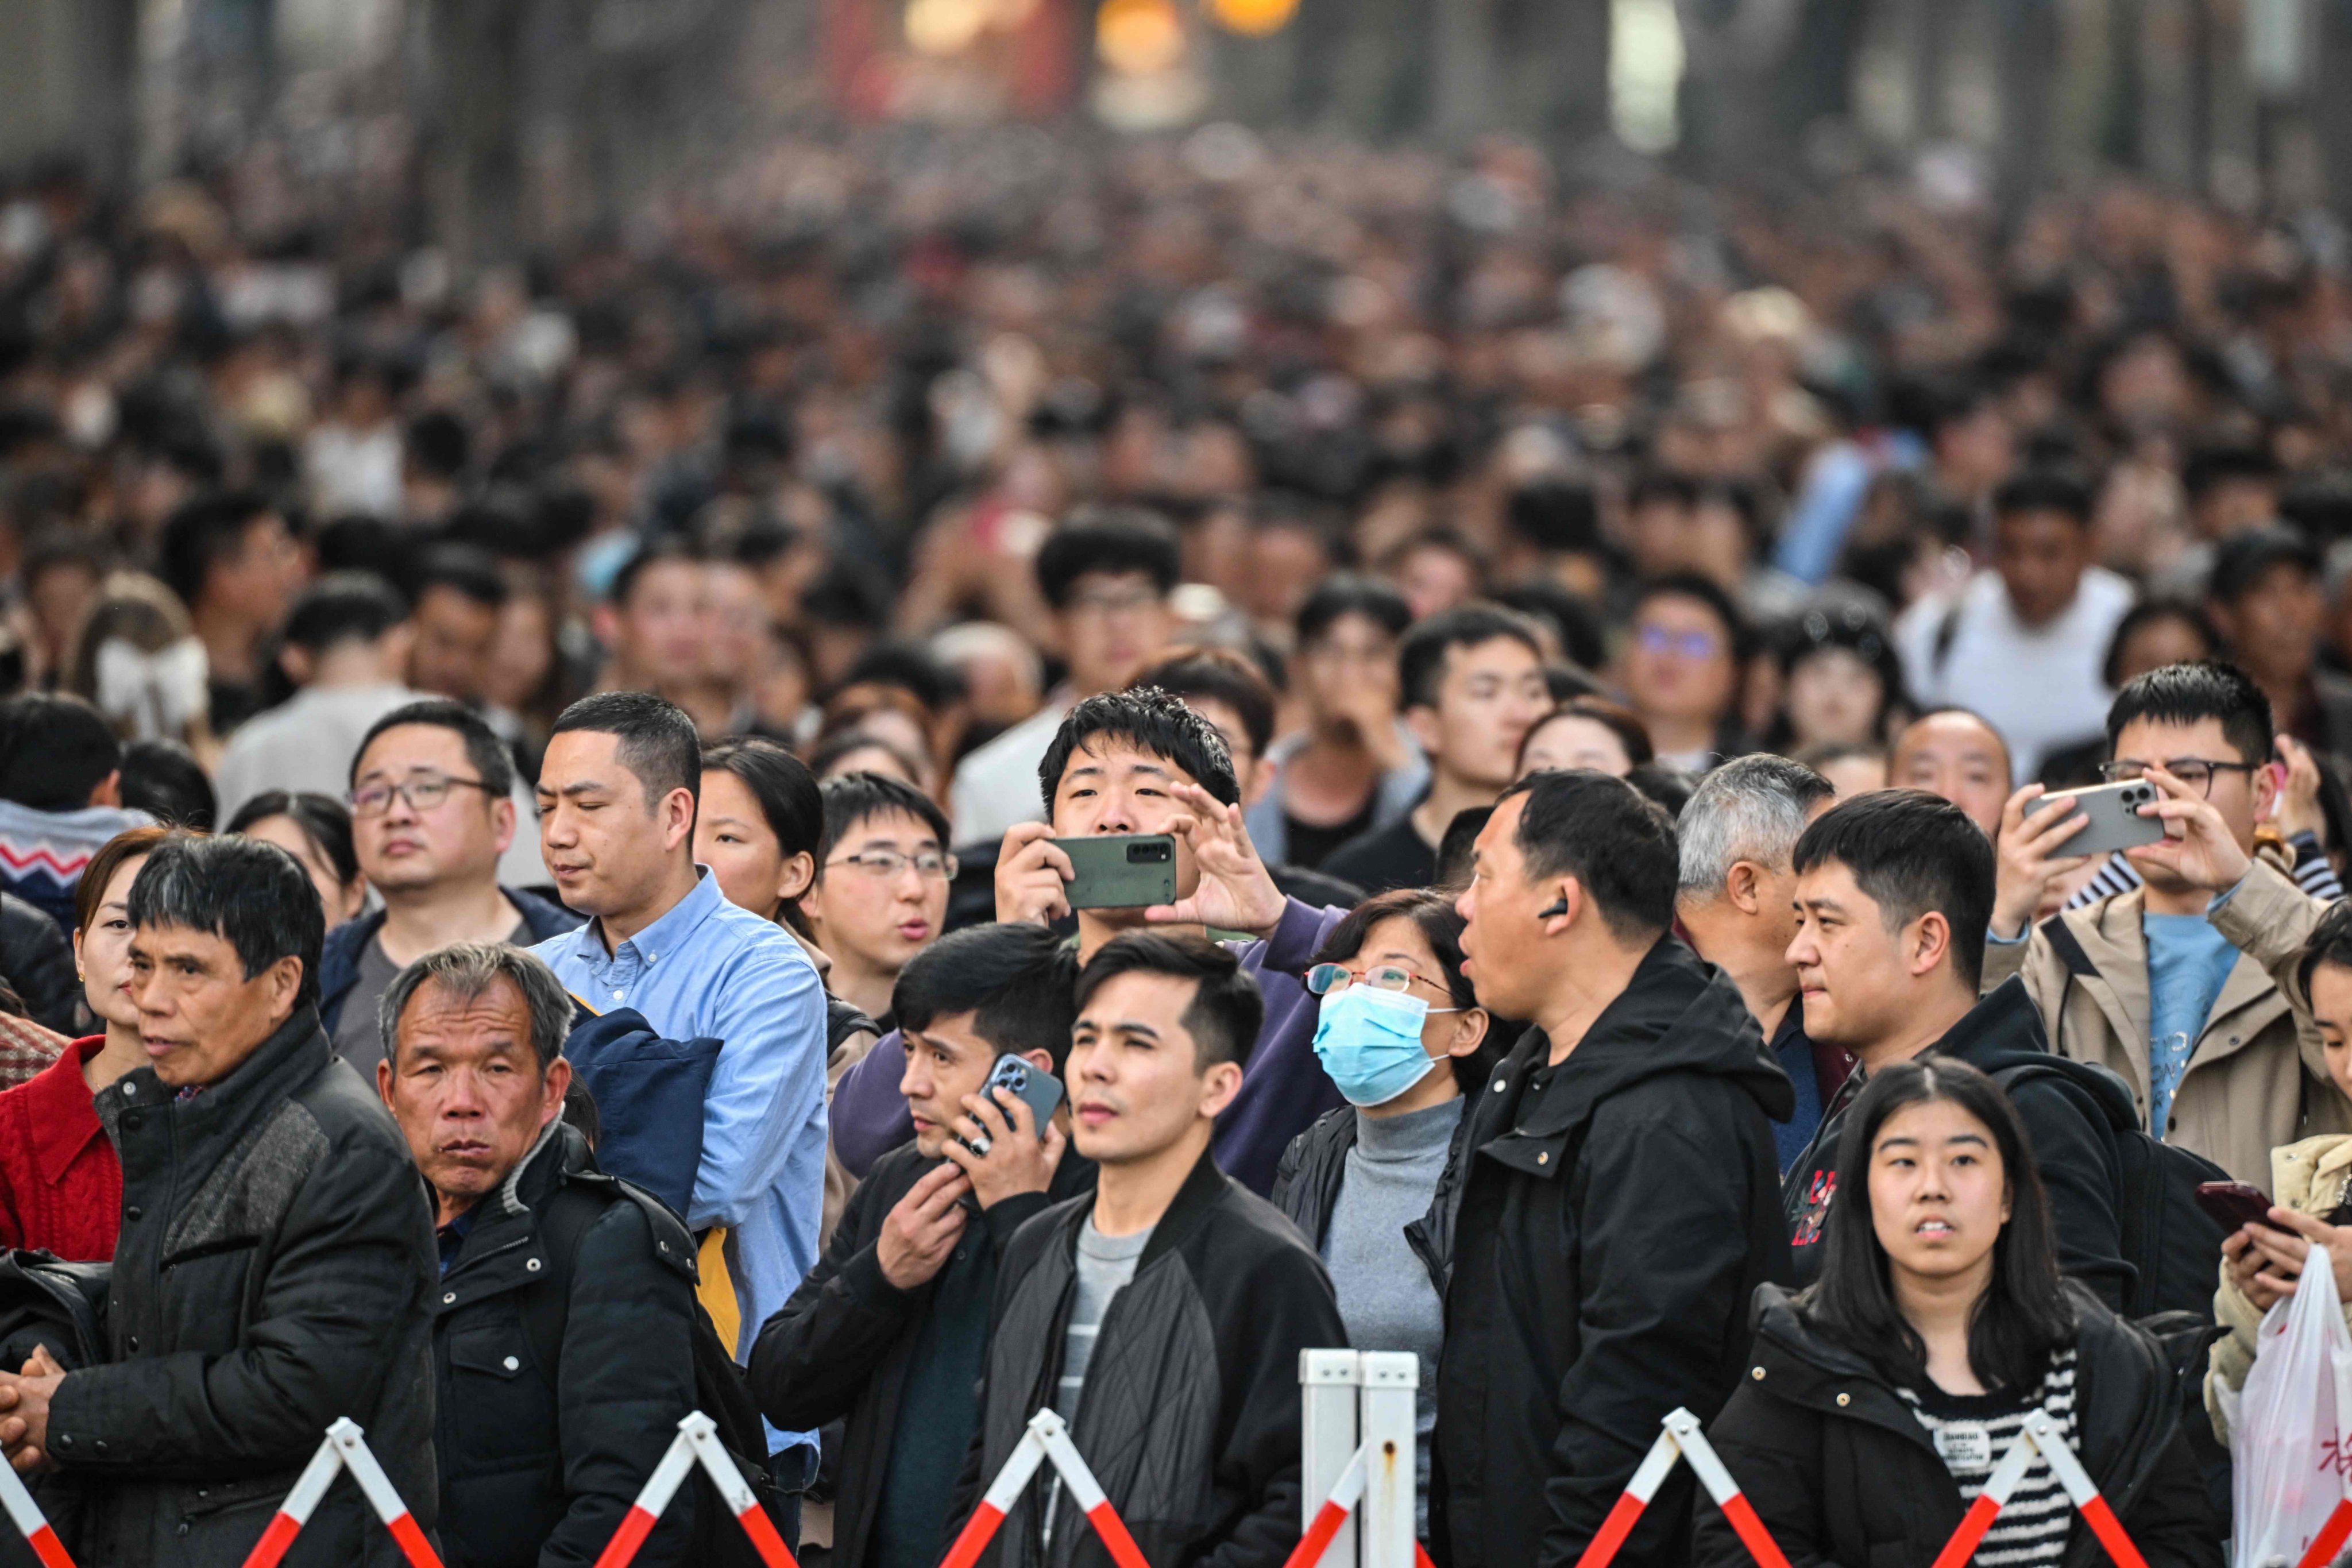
1899;1347;2080;1568
2063;831;2343;912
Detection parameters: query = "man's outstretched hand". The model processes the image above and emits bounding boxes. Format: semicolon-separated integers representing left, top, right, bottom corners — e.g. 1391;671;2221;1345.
2125;763;2252;893
1146;783;1287;940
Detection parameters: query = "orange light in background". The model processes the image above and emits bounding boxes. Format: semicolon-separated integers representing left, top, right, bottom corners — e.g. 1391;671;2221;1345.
1095;0;1187;75
906;0;992;55
1207;0;1298;36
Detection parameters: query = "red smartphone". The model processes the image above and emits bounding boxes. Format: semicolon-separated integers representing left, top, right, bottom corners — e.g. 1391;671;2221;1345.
2196;1181;2292;1234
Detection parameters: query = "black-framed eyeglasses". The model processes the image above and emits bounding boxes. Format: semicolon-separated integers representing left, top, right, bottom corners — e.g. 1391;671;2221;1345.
349;775;499;817
2097;758;2262;797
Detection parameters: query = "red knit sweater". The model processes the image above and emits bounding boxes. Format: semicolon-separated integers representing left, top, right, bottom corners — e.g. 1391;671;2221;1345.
0;1036;122;1261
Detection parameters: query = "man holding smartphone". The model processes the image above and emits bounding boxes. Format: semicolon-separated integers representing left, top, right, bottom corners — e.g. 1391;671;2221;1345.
750;922;1094;1568
831;686;1350;1194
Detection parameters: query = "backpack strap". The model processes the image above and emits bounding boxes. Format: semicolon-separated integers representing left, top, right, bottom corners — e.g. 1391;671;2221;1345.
2037;914;2099;979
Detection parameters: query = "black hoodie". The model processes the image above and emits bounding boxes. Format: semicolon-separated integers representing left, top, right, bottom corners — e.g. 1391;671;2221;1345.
1428;937;1794;1568
1783;977;2136;1308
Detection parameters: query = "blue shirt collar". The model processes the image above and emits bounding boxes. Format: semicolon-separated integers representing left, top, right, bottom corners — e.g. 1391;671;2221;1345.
571;865;726;968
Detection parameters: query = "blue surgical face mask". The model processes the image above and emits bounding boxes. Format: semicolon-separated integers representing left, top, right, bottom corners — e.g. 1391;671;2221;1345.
1312;984;1455;1107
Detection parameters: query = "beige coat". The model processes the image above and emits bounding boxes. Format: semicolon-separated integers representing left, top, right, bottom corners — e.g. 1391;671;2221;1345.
1983;856;2352;1189
2205;1133;2352;1443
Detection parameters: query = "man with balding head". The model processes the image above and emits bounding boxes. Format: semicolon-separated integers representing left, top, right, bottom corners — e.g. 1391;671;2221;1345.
1888;707;2013;837
379;942;698;1568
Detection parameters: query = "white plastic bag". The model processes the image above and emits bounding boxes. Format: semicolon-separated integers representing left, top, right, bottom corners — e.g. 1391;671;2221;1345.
2234;1243;2352;1568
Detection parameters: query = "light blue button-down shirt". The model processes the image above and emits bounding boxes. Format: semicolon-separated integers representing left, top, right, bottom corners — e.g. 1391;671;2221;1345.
531;867;827;1456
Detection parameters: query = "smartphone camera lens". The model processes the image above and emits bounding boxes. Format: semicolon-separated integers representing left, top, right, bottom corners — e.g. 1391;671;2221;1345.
1129;841;1171;863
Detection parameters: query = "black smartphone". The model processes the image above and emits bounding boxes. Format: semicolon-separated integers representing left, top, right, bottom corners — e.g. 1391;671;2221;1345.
1055;833;1177;910
957;1054;1065;1157
2195;1181;2292;1234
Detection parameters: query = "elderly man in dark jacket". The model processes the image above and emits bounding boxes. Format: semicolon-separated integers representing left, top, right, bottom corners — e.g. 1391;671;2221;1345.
377;940;699;1568
1436;771;1794;1568
0;832;437;1568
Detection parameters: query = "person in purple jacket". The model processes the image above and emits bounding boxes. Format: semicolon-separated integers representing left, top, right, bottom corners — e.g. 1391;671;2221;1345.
830;686;1348;1194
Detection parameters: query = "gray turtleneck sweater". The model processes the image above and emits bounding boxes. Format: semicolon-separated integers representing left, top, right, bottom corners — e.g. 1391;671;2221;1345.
1322;1095;1463;1535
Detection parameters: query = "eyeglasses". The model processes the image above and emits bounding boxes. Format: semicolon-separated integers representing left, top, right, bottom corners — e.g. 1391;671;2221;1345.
1064;585;1163;618
827;849;959;882
1636;625;1723;660
2098;758;2262;797
349;775;498;817
1306;962;1435;998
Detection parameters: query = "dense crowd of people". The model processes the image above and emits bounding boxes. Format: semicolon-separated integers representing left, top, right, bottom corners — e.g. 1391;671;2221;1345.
0;123;2347;1566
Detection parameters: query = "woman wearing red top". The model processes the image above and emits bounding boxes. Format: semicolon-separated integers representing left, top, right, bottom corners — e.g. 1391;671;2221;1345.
0;825;169;1260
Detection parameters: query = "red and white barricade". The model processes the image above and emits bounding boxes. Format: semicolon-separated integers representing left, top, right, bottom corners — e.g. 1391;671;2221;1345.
1575;1408;1790;1568
936;1407;1150;1568
0;1457;74;1568
2293;1499;2352;1568
242;1417;442;1568
1293;1349;1422;1568
1927;1409;2149;1568
591;1410;798;1568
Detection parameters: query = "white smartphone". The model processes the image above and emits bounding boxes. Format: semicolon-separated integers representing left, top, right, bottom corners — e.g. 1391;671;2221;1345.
2041;779;2167;858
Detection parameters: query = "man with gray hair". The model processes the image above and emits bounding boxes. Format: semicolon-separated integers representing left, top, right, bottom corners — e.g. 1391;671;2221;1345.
376;941;701;1567
1674;755;1847;1172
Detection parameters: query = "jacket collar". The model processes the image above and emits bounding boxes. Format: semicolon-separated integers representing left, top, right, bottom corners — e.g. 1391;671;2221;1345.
2056;885;2288;1087
100;1003;331;1144
1117;1144;1232;1275
568;867;724;968
25;1037;107;1185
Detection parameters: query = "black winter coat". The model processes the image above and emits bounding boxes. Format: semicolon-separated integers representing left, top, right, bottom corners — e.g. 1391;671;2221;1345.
1268;1103;1473;1293
750;1140;1096;1568
1431;938;1794;1568
0;890;78;1035
1693;1284;2222;1568
52;1006;439;1568
431;1118;700;1568
955;1148;1346;1568
1783;978;2135;1308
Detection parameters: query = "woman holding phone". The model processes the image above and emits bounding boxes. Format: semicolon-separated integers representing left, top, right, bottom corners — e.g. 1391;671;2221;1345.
2207;899;2352;1441
1694;1058;2217;1568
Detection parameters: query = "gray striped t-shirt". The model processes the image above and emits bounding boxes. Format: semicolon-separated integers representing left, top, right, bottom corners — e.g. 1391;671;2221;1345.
1899;1347;2081;1568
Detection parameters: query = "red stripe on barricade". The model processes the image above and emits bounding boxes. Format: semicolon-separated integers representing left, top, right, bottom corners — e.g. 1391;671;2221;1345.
1573;1486;1650;1568
1281;1496;1353;1568
1716;1493;1793;1568
939;1501;1006;1568
240;1512;304;1568
2297;1499;2352;1568
1083;1500;1151;1568
591;1507;659;1568
1929;1492;2003;1568
2076;1496;2149;1568
734;1501;800;1568
1415;1544;1438;1568
385;1511;445;1568
21;1525;72;1568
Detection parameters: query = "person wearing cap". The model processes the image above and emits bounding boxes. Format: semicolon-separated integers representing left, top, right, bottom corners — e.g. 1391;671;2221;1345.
2205;523;2352;758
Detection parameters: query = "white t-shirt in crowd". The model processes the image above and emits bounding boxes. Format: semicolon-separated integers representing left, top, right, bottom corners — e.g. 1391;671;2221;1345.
948;693;1074;844
1895;566;2135;784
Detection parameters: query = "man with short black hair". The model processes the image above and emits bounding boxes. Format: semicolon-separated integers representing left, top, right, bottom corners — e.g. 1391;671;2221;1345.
831;685;1350;1194
956;931;1345;1568
214;571;423;821
156;489;307;733
753;922;1094;1568
405;544;509;707
1675;755;1844;1171
2205;524;2352;755
1438;769;1791;1568
950;511;1181;843
594;540;725;733
323;698;583;1071
1986;660;2352;1187
1897;468;2134;782
1325;604;1548;895
0;692;147;934
0;833;437;1566
530;689;829;1478
379;941;698;1568
1783;790;2134;1304
801;772;955;1028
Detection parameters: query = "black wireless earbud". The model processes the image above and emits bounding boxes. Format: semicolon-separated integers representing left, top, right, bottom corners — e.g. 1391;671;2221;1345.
1537;898;1569;919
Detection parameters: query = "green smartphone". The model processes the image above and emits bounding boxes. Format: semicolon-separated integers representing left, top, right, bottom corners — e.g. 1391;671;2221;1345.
1054;833;1178;909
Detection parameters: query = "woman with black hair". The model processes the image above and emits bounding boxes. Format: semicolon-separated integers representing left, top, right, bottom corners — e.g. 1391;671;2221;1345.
1270;887;1492;1539
1694;1058;2218;1568
226;789;368;925
696;735;824;926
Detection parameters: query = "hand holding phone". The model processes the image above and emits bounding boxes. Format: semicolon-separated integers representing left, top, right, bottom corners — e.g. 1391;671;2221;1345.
2196;1181;2292;1235
943;1055;1067;1210
1055;833;1177;910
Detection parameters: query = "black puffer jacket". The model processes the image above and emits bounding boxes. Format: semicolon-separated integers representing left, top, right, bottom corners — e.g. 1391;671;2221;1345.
432;1118;700;1568
0;890;78;1035
1269;1103;1473;1292
1431;938;1793;1568
955;1148;1346;1568
49;1006;439;1568
1693;1284;2221;1568
751;1138;1097;1568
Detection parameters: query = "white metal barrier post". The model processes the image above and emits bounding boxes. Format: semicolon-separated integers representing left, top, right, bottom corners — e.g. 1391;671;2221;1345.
1292;1349;1419;1568
1358;1351;1418;1568
1300;1349;1362;1568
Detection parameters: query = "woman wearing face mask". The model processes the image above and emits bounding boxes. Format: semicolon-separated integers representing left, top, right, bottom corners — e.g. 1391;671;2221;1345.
1693;1059;2218;1568
1271;887;1492;1539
